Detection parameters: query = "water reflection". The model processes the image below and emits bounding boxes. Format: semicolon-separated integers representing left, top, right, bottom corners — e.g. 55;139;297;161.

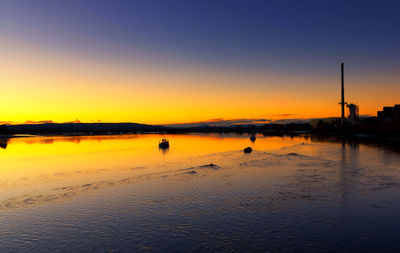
0;138;8;149
339;141;360;198
0;134;400;252
310;135;400;154
159;146;169;155
340;141;348;200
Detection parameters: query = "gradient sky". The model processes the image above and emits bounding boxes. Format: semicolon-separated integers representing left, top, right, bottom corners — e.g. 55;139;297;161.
1;0;399;124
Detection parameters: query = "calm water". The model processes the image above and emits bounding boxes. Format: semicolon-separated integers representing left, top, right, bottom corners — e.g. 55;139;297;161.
0;133;400;252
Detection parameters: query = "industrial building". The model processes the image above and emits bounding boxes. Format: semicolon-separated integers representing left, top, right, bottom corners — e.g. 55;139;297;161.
377;105;400;121
340;63;360;125
347;103;359;123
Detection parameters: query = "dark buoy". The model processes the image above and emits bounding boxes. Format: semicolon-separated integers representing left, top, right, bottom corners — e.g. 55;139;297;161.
244;147;252;153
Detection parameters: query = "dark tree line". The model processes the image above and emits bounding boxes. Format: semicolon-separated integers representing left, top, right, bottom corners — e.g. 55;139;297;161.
0;124;7;134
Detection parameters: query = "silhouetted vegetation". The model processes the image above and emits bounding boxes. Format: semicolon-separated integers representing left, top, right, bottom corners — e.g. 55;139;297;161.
6;123;166;135
0;124;8;135
1;118;399;144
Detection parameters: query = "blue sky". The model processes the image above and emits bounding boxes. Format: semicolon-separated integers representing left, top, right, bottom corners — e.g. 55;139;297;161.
2;0;400;72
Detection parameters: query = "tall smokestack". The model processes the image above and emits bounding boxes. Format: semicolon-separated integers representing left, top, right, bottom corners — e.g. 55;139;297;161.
341;62;345;127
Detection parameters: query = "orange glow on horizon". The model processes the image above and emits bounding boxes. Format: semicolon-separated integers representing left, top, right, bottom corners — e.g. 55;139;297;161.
1;38;399;125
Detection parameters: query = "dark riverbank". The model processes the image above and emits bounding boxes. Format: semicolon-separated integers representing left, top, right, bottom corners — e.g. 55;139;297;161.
0;121;399;145
2;123;166;135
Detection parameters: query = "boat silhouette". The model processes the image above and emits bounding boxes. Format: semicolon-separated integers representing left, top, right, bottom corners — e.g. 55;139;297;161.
159;138;170;148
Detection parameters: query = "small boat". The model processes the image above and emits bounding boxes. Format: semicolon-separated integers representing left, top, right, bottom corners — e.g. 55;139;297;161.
250;134;256;142
159;138;169;148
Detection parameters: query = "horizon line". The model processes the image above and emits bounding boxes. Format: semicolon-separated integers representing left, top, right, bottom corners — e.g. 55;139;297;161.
0;115;374;126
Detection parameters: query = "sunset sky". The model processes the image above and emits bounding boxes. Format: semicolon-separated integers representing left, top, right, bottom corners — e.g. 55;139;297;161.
1;0;399;125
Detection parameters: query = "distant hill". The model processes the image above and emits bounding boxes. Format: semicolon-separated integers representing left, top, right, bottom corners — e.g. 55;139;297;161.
7;123;165;135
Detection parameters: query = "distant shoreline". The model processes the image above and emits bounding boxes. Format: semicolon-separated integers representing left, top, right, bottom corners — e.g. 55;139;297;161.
0;122;398;145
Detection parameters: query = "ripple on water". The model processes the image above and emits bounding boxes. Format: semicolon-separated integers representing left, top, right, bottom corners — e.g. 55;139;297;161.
1;138;400;252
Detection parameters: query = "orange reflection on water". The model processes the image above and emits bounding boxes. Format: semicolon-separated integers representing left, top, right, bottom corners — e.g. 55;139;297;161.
0;134;310;209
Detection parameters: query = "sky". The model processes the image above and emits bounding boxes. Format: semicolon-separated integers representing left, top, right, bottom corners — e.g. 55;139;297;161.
0;0;399;125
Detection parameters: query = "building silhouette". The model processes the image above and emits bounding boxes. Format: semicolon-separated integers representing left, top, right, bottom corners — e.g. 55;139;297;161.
377;105;400;121
339;63;359;126
347;103;359;124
